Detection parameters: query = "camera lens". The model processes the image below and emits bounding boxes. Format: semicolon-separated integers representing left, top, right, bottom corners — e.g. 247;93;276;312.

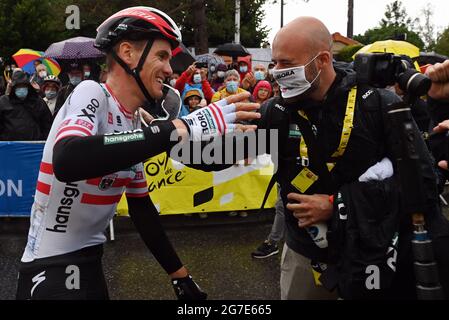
398;69;431;97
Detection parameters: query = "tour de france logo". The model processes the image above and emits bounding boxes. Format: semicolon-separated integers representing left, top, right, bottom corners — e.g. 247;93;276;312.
145;154;186;192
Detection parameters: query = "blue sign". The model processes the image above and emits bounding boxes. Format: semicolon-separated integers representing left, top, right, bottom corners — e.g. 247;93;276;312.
0;142;44;216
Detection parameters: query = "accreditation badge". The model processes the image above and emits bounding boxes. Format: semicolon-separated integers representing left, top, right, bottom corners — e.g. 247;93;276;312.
291;167;319;193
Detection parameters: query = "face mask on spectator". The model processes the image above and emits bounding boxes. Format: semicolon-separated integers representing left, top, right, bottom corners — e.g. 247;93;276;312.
84;72;91;78
255;71;265;81
268;69;274;75
69;76;82;86
193;74;202;84
217;71;225;78
15;87;28;100
239;65;248;73
45;89;58;100
169;79;177;87
39;71;47;78
226;81;239;93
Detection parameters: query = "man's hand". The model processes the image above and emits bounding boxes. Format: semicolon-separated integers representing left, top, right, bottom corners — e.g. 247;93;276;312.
242;72;256;90
177;92;260;141
286;193;333;228
186;62;197;76
432;120;449;171
200;68;208;81
426;60;449;101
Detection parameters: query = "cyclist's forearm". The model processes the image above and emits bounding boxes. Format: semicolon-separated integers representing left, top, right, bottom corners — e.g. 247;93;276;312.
127;196;183;274
53;121;183;182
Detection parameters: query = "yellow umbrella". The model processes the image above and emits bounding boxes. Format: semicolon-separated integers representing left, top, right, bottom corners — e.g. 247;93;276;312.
353;40;420;59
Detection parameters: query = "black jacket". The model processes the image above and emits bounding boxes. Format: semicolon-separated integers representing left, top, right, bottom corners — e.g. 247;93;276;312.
54;83;76;118
0;89;52;141
256;66;439;262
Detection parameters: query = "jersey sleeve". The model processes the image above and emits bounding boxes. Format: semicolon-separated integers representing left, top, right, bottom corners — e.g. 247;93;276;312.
54;81;108;144
125;163;149;198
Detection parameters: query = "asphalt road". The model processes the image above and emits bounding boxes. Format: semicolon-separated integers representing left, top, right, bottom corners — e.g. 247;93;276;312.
0;211;281;300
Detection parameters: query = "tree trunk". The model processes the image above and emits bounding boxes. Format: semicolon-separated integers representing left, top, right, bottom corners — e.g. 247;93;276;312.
347;0;354;38
193;0;208;55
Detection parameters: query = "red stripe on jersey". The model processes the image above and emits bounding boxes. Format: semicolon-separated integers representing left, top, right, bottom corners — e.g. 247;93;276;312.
86;177;132;188
208;105;223;134
127;181;148;189
40;162;53;175
81;193;123;205
126;192;149;198
36;181;51;195
56;126;93;139
213;103;226;131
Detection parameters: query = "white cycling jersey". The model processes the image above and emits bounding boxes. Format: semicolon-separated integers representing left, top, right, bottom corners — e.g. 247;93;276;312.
22;80;148;262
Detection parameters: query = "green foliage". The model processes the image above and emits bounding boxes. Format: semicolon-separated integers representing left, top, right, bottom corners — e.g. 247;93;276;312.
335;44;364;62
354;25;424;49
380;0;413;28
0;0;270;62
434;27;449;57
353;0;424;50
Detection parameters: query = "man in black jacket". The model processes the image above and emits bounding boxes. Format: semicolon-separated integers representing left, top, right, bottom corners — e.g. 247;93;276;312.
250;17;445;299
0;69;52;141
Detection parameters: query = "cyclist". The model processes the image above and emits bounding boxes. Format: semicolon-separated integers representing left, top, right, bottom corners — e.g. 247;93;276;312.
16;6;259;300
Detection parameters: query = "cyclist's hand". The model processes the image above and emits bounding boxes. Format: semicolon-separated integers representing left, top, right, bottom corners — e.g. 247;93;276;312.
172;275;207;300
180;92;260;141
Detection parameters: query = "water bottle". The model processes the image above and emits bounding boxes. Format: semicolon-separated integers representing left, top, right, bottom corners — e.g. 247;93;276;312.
306;223;328;248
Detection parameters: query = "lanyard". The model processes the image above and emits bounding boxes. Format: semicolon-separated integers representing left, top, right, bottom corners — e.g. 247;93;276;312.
297;87;357;171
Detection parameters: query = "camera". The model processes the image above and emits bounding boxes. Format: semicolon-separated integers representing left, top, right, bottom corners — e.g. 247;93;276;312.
354;53;431;97
195;62;208;69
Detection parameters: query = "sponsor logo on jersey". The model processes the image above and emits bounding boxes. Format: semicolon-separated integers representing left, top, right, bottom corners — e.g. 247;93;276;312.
99;174;118;190
104;130;145;145
108;112;113;124
58;119;71;130
46;182;80;233
116;116;122;127
75;119;94;131
135;171;144;180
76;98;100;122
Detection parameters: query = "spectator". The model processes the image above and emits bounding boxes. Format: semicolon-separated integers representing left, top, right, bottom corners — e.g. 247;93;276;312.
267;62;276;82
53;62;84;117
0;69;52;141
210;63;227;91
253;63;268;82
83;63;93;81
181;85;207;115
252;80;272;104
175;62;214;103
30;63;49;92
169;72;180;87
42;75;61;116
211;69;249;103
238;56;257;91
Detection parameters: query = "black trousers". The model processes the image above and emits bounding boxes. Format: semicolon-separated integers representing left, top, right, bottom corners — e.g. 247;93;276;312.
16;244;109;300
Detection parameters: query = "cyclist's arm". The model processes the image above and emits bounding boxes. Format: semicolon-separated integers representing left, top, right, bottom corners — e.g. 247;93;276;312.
126;194;185;275
53;120;186;182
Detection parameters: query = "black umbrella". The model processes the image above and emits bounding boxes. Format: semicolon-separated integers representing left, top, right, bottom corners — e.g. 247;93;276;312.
214;43;250;58
417;52;448;65
170;43;195;74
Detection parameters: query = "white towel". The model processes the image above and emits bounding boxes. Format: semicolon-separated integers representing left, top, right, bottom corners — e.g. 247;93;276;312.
358;157;394;182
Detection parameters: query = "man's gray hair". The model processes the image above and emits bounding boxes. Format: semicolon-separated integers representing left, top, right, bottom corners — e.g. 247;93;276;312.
225;69;240;80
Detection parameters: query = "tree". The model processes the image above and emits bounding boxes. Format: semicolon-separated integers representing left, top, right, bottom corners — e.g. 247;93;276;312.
434;27;449;57
335;44;363;62
353;0;424;49
380;0;413;28
0;0;57;59
415;3;436;51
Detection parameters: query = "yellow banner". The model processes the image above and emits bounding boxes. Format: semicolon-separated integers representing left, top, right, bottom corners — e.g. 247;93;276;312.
117;153;278;215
